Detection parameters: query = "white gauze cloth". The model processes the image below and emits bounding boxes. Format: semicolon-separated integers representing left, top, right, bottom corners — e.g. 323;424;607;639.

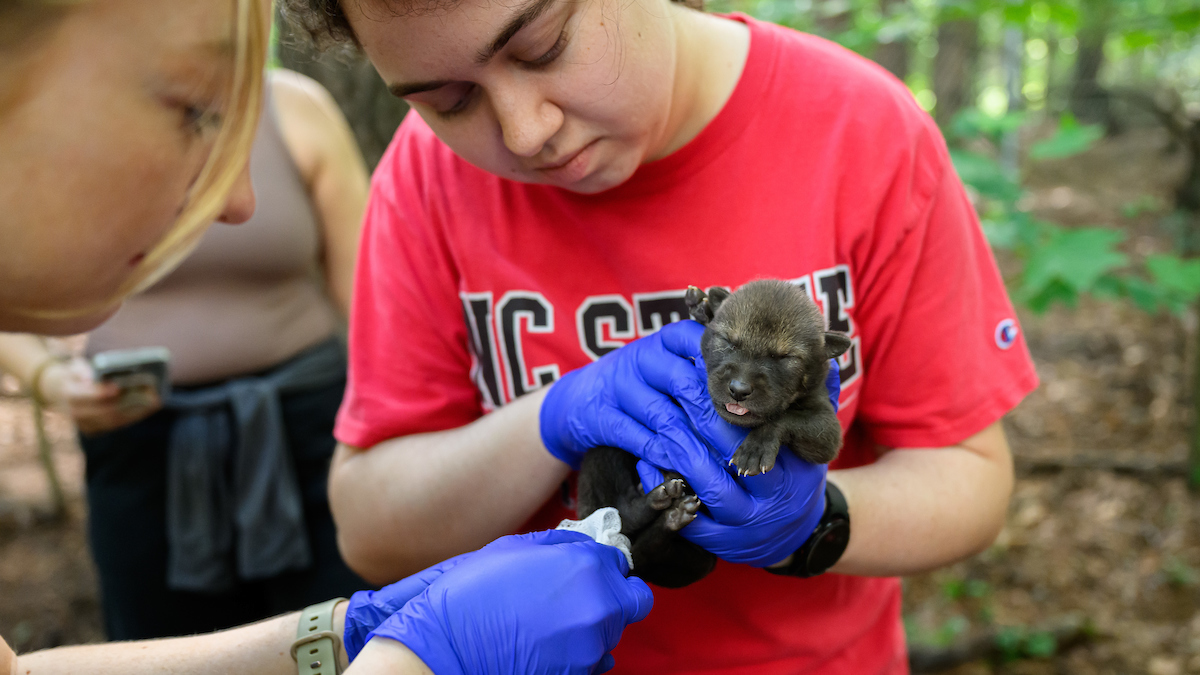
555;507;634;571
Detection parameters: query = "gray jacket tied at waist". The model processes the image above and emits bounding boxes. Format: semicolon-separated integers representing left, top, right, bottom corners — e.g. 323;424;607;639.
164;337;346;592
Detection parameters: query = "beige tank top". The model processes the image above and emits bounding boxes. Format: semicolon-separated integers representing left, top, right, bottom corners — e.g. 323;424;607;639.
88;79;341;385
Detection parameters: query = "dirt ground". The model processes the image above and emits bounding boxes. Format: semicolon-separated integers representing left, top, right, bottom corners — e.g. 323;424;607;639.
1;125;1198;670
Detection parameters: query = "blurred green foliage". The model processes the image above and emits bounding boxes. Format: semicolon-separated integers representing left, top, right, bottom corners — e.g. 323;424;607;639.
950;110;1200;314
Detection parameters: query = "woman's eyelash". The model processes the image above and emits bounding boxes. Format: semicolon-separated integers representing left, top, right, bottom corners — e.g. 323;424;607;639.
183;105;222;135
436;84;478;119
524;29;568;68
434;29;567;119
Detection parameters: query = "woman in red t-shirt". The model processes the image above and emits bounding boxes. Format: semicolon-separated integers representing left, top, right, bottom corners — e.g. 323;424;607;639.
283;0;1039;672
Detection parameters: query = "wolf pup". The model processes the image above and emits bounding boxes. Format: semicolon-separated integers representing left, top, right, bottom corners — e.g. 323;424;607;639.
686;279;851;475
576;278;850;588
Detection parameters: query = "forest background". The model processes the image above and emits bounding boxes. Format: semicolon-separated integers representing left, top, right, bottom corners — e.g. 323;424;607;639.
3;1;1200;673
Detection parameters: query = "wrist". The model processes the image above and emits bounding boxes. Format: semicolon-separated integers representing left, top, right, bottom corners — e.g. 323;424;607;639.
538;374;582;469
332;599;349;670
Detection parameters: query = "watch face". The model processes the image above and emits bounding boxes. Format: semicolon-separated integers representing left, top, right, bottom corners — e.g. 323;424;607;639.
806;520;851;574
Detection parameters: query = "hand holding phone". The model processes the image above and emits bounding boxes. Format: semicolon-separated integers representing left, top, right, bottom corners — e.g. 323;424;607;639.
65;348;171;435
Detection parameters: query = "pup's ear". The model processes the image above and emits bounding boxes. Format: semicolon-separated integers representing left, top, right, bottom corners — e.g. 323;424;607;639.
706;286;731;313
824;332;851;360
685;285;714;325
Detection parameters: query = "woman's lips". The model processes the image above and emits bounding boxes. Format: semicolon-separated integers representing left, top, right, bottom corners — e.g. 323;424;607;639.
536;140;598;185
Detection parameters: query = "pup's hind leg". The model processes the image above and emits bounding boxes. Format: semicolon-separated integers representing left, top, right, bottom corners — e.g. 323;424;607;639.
578;446;686;534
631;477;716;588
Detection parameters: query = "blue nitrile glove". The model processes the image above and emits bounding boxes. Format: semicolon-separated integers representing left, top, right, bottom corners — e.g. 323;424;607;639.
635;360;842;568
364;531;654;675
540;321;713;470
342;530;598;661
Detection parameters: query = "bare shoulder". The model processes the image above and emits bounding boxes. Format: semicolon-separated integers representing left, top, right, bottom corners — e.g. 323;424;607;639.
268;68;356;180
269;68;344;130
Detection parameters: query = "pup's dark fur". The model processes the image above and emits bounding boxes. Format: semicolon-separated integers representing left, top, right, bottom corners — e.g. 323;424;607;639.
576;279;851;588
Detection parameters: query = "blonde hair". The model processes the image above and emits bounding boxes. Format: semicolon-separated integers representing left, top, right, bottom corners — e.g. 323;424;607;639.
5;0;269;319
121;0;268;298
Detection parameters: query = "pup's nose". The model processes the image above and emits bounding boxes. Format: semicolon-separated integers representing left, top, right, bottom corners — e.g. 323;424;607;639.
729;380;753;401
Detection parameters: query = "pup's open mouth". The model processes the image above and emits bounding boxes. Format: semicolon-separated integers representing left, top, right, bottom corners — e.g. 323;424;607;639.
725;402;750;416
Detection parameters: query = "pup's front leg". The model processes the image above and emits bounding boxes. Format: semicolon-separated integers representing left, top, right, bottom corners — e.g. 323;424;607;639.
730;423;785;476
778;407;843;465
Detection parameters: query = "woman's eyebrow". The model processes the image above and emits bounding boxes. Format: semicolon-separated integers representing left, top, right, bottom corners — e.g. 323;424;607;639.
386;0;558;96
475;0;558;64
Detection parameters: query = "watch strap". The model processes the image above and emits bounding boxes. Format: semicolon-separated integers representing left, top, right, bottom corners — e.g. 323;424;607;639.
292;597;347;675
767;481;850;578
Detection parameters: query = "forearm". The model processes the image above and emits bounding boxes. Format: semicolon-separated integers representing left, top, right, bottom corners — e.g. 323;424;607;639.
330;387;569;584
19;602;362;675
827;422;1014;577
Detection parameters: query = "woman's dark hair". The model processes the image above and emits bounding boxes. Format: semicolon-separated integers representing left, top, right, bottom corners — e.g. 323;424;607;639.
279;0;359;50
280;0;702;50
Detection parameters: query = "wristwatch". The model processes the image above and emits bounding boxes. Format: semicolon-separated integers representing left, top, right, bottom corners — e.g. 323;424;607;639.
767;481;850;578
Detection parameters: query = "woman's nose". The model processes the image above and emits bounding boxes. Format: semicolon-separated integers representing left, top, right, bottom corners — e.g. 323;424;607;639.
216;162;256;224
491;84;563;158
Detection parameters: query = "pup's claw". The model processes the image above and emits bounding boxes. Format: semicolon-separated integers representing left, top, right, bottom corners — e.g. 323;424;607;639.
663;495;701;532
647;478;686;510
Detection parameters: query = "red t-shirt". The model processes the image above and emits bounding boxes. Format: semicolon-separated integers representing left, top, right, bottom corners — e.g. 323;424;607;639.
337;14;1038;675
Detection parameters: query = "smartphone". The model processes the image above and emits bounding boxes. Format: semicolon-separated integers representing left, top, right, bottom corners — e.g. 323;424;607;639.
91;347;171;408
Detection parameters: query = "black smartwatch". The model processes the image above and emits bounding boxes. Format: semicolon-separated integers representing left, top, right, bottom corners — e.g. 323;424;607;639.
767;481;850;578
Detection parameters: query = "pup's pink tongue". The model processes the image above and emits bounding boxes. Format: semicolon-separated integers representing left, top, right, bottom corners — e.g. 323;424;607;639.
725;402;749;416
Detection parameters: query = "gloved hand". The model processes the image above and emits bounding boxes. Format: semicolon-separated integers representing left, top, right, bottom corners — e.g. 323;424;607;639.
343;530;605;661
364;530;653;675
540;321;713;470
635;359;842;568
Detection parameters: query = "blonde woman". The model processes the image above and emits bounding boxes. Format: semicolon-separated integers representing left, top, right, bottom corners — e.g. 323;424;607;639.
0;65;370;640
0;0;651;673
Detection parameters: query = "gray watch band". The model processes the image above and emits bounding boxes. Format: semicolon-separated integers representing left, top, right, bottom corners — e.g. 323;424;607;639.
292;597;347;675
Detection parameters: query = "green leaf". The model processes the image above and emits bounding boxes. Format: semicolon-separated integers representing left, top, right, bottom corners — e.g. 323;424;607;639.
983;218;1021;250
965;579;992;598
1119;276;1166;314
951;150;1022;204
1029;114;1105;160
1024;631;1057;658
1020;278;1079;313
1121;29;1157;50
949;109;1027;142
1170;8;1200;32
995;626;1025;661
1146;254;1200;297
935;616;970;647
1020;227;1128;296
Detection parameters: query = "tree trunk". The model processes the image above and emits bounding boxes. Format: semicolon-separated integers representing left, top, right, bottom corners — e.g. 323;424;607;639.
1069;0;1114;127
872;0;909;81
932;18;979;127
273;8;409;170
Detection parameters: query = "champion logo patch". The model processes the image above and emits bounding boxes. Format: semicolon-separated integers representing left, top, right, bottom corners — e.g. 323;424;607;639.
994;319;1019;350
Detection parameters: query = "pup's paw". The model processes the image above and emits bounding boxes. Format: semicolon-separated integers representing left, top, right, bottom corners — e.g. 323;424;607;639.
663;494;701;532
685;285;713;324
730;439;781;477
646;477;686;510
